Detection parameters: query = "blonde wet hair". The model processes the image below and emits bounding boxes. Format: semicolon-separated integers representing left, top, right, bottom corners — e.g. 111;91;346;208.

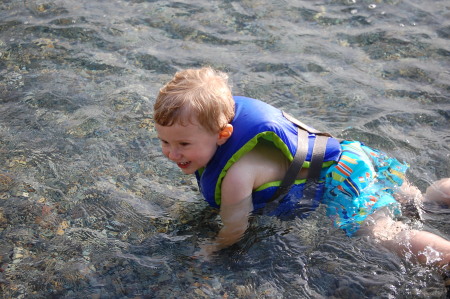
154;67;235;133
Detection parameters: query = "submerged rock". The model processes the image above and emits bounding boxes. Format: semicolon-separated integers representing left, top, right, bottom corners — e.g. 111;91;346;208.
0;173;14;192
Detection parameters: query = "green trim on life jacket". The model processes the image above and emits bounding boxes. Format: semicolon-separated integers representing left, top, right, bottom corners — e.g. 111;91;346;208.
255;179;307;192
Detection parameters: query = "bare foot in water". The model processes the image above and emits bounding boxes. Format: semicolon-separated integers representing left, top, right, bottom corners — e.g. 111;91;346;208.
424;178;450;206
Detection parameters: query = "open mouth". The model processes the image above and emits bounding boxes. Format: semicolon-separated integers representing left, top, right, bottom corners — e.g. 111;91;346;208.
177;161;191;169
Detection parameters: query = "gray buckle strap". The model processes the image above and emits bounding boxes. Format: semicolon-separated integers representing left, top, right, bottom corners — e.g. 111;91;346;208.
266;111;335;205
307;135;328;181
268;128;309;202
282;111;332;138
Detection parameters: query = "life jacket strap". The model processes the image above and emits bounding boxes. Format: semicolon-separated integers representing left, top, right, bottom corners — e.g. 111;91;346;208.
269;128;309;202
307;135;328;180
267;112;334;203
282;111;333;138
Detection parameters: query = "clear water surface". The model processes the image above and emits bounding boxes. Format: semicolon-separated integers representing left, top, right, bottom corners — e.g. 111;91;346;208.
0;0;449;298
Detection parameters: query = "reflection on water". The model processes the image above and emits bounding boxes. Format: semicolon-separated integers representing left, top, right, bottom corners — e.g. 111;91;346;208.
0;0;449;297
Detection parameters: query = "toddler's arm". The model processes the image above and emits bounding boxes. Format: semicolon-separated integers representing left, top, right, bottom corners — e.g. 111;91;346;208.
197;163;255;258
214;164;254;249
215;194;253;249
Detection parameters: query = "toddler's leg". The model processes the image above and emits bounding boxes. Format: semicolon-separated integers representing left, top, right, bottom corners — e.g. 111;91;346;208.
360;209;450;267
395;180;423;203
424;178;450;206
395;180;424;219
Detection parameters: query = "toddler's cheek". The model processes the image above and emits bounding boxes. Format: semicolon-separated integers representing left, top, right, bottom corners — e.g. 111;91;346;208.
161;148;169;158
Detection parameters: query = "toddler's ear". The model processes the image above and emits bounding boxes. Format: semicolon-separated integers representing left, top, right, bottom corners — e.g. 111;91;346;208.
217;124;233;145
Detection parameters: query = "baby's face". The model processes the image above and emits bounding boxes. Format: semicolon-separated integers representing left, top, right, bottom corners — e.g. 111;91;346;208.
155;120;221;174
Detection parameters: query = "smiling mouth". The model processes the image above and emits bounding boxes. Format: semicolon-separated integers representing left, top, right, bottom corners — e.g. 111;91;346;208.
177;161;191;169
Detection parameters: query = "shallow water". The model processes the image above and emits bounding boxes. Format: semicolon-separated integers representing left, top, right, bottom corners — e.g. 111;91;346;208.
0;0;449;298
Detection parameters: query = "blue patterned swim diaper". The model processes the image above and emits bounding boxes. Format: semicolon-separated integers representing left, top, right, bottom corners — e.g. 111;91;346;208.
323;140;408;236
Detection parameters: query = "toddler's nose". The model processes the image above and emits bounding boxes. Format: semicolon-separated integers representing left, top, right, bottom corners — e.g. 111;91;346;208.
168;148;181;161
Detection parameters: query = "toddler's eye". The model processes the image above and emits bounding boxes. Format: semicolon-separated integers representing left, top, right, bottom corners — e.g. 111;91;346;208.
180;142;190;146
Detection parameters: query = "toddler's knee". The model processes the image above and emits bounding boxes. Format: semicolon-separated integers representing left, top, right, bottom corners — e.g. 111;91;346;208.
360;211;408;243
396;181;423;204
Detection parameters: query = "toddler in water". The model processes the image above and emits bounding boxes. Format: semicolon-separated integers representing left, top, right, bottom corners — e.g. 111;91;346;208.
153;67;450;266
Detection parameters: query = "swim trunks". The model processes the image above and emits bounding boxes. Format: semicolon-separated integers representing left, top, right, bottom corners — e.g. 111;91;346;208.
323;140;408;236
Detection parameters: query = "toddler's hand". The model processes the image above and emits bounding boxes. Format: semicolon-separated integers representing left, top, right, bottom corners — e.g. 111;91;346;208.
193;241;219;262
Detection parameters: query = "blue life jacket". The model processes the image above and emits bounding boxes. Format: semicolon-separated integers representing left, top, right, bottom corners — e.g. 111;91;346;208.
195;96;342;213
